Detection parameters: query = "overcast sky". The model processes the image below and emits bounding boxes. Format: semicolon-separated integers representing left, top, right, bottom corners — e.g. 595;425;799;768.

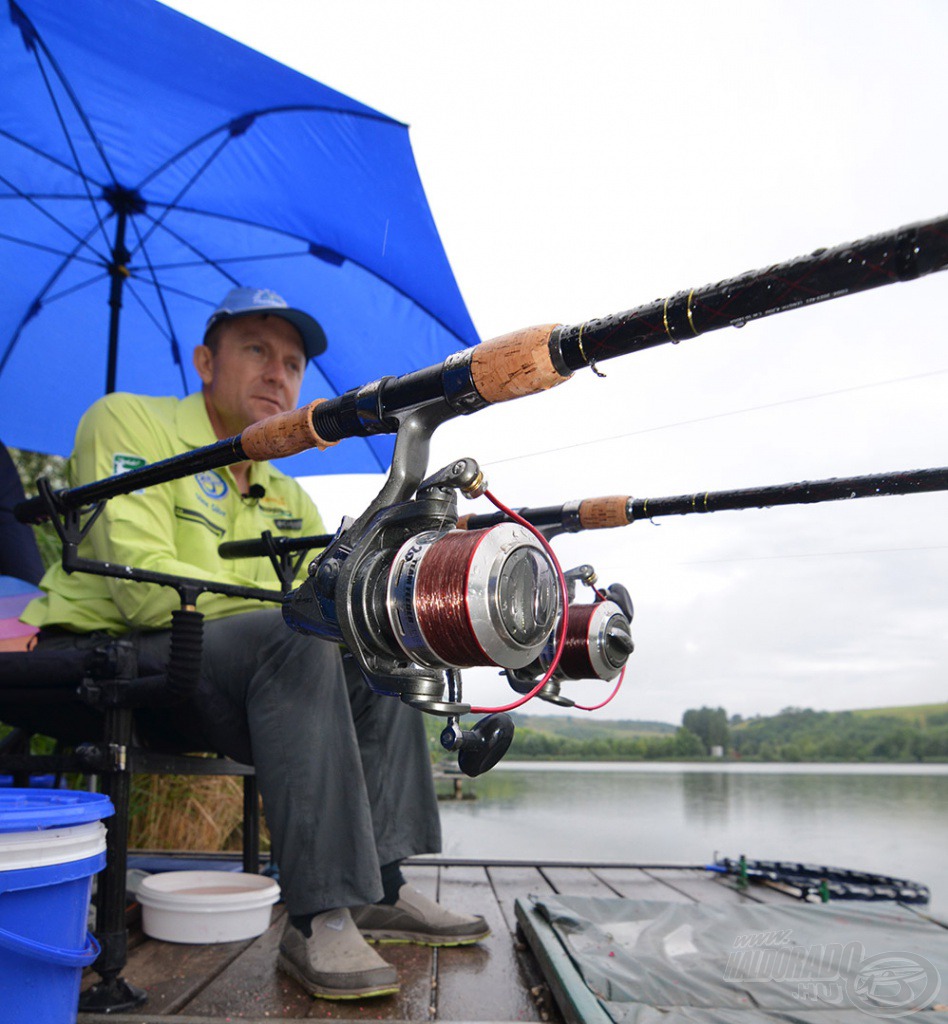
166;0;947;724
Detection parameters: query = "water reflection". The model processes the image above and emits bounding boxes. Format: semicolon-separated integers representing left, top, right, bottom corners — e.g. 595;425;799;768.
682;771;731;824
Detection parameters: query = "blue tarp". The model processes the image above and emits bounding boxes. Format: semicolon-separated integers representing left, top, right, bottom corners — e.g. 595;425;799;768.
0;0;479;474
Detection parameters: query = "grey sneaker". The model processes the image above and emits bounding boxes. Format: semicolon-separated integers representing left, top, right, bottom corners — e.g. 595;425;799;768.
277;909;399;1000
351;884;490;946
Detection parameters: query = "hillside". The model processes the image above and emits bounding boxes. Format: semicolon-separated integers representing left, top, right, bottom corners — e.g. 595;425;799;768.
849;703;948;725
508;713;676;740
730;704;948;761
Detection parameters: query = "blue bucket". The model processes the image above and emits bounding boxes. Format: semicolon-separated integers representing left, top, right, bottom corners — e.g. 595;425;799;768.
0;790;114;1024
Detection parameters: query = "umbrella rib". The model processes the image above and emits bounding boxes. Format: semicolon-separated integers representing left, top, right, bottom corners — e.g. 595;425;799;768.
11;3;118;176
0;171;109;264
44;270;111;305
0;230;103;267
126;218;189;393
0;230;106;377
0;128;108;188
24;37;114;255
0;191;100;201
135;104;404;193
142;201;475;350
133;207;241;289
122;280;191;396
143;251;310;270
121;279;223;311
131;134;236;257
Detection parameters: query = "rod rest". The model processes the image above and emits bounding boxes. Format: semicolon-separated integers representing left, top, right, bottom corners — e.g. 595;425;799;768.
81;608;204;709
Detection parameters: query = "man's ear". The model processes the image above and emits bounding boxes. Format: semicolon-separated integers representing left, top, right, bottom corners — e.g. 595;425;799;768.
193;344;214;385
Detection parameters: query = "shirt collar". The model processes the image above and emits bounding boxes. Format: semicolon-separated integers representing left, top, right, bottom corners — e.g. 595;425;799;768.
175;392;277;487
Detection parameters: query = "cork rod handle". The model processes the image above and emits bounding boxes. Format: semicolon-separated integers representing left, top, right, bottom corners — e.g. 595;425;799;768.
469;324;568;404
578;496;631;530
240;399;338;461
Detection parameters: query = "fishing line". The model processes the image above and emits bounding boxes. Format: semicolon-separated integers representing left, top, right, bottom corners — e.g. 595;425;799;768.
574;666;626;713
483;367;948;469
412;530;502;667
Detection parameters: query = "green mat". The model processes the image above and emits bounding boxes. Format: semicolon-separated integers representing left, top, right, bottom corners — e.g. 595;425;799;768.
516;895;948;1023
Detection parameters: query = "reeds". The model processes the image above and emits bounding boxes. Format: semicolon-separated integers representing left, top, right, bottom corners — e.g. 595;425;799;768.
128;773;270;852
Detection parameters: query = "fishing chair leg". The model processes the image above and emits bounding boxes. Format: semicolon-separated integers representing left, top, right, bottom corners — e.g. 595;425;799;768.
242;773;260;874
0;727;32;786
78;707;146;1014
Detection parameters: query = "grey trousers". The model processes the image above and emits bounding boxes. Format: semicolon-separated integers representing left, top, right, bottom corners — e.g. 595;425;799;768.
40;609;442;916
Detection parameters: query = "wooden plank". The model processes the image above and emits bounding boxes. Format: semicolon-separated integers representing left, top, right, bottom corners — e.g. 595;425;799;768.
719;876;800;904
113;929;255;1015
487;865;564;1022
435;864;544;1023
539;866;615;899
176;906;313;1020
592;867;694;902
487;865;554;936
642;867;757;904
514;899;611;1024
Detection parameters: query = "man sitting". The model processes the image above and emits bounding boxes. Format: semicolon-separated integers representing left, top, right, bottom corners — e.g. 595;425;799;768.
23;287;488;1000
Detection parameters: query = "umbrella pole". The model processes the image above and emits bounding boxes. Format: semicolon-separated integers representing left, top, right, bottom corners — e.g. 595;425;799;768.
105;201;133;395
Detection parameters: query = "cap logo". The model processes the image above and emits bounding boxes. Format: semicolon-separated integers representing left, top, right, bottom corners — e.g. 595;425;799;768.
249;288;287;310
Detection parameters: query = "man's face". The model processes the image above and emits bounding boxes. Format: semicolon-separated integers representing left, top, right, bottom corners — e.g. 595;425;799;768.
194;314;306;437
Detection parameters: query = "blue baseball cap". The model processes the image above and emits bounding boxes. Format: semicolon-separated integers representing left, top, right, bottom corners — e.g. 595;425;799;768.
205;286;327;360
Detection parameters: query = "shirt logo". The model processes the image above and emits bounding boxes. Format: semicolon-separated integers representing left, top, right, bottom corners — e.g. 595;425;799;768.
113;453;146;475
274;518;303;531
196;470;229;500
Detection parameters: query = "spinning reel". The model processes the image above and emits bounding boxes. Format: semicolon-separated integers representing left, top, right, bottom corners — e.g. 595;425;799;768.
506;567;634;707
282;408;634;775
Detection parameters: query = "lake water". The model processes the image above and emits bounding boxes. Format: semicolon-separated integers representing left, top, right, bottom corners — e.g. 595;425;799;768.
437;761;948;917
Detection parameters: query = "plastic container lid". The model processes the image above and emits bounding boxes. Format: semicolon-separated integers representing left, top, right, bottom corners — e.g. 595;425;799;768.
0;790;114;832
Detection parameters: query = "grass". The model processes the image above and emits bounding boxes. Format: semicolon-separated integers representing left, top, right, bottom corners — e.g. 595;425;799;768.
128;773;269;852
849;702;948;724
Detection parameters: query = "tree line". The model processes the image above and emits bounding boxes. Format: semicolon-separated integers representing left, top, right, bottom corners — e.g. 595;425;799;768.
475;704;948;763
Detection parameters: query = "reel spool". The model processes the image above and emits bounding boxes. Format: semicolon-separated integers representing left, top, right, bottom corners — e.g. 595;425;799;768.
507;598;633;705
385;522;560;670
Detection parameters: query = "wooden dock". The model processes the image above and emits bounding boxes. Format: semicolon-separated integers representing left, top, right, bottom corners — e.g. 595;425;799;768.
77;858;795;1024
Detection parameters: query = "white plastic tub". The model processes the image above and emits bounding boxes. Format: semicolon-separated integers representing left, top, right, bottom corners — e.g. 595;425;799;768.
136;870;280;944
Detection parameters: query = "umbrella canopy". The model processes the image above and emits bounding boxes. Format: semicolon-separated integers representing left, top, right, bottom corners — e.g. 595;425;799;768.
0;0;479;474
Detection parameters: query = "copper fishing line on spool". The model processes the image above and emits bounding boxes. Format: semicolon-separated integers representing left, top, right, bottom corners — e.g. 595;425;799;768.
413;529;489;666
558;603;600;680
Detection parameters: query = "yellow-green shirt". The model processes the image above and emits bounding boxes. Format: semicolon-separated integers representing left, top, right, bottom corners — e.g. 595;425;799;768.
24;391;326;634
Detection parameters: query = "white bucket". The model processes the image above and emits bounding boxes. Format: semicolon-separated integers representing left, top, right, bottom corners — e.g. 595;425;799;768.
136;870;280;944
0;820;106;870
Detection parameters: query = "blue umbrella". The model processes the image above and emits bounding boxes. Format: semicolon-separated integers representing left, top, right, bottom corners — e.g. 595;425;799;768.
0;0;479;474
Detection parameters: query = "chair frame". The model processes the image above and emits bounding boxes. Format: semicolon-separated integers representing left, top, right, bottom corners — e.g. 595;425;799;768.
0;478;303;1012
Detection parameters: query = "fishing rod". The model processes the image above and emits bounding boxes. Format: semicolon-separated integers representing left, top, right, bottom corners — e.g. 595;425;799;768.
210;463;948;556
15;212;948;523
14;213;947;773
455;465;948;537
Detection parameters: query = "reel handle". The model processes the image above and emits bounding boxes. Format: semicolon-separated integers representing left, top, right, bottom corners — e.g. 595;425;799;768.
441;713;515;777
